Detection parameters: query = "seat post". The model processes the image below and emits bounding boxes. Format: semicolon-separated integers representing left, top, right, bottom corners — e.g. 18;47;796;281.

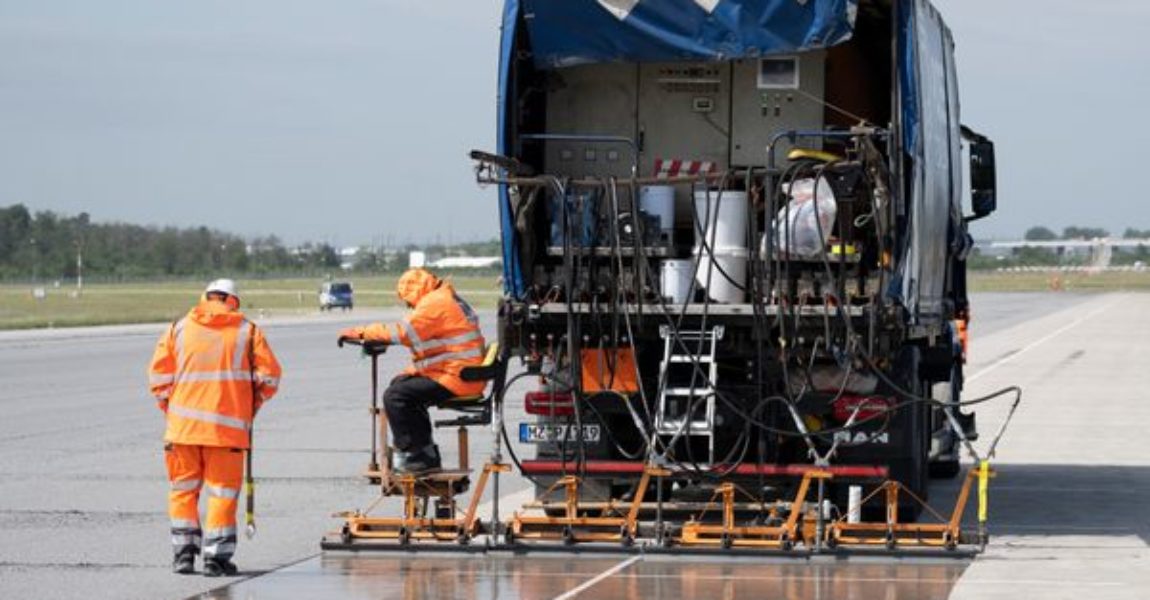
458;425;469;471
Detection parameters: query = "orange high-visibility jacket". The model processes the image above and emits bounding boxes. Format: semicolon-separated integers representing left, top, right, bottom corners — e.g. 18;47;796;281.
149;299;282;448
358;270;486;396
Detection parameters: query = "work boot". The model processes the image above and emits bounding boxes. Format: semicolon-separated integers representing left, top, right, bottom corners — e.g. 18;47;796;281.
394;444;442;475
203;557;239;577
172;552;195;575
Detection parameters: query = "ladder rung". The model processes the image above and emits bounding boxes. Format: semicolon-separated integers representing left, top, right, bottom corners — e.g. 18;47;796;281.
667;355;713;363
662;387;715;397
657;422;714;435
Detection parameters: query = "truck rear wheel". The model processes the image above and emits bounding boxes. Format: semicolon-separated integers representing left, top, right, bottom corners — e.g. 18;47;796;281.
885;346;930;521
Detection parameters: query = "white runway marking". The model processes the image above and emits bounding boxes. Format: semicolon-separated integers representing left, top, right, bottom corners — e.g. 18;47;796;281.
552;555;643;600
966;297;1118;383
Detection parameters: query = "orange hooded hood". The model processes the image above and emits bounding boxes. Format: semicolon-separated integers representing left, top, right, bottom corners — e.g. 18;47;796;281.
396;268;441;308
190;297;245;328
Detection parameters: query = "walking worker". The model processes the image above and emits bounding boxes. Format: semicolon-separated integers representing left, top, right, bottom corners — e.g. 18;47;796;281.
338;268;485;474
148;279;282;576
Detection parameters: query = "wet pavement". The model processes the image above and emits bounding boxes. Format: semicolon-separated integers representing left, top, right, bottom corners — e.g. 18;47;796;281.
202;553;967;600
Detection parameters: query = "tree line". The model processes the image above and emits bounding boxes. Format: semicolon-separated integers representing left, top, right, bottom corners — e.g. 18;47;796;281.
1024;226;1150;241
0;204;346;281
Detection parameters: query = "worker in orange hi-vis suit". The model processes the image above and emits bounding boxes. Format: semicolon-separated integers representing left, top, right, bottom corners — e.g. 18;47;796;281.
148;279;281;577
338;268;485;474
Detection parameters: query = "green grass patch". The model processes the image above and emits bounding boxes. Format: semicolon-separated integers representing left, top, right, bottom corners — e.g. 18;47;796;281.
0;275;502;330
8;270;1143;330
969;270;1150;292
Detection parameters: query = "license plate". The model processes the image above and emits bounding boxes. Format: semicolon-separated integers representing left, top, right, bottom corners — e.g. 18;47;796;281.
519;423;601;444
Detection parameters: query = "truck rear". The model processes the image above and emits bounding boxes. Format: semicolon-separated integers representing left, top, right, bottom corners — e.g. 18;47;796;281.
477;0;997;519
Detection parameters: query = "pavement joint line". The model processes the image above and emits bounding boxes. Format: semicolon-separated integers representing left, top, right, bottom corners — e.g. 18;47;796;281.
551;555;643;600
966;295;1119;383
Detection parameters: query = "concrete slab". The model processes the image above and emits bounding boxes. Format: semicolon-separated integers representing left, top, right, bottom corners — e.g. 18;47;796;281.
3;292;1144;599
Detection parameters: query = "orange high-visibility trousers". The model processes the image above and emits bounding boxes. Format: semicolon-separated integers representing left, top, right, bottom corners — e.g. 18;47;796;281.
165;443;244;559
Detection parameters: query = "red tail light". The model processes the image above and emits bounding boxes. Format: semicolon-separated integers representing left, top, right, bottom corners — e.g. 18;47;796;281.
525;391;575;416
831;395;893;422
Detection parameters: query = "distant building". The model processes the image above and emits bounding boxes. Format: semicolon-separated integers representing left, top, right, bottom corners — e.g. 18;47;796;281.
429;256;501;269
339;246;359;271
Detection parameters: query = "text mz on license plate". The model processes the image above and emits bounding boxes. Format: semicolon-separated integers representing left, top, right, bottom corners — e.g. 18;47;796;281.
519;423;601;443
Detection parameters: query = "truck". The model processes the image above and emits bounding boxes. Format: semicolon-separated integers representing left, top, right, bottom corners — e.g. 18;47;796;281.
476;0;997;520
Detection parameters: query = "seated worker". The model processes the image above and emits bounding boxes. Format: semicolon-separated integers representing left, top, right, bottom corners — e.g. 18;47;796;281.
339;268;486;474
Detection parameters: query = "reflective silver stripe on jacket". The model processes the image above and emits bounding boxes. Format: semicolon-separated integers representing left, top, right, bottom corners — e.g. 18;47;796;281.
205;485;240;500
416;330;483;352
170;479;202;492
400;320;422;347
254;373;279;387
412;347;484;370
171;518;200;530
176;370;254;383
168;404;249;431
233;319;250;371
150;374;174;386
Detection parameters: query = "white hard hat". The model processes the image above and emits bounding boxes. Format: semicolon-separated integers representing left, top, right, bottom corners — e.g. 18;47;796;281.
205;278;240;301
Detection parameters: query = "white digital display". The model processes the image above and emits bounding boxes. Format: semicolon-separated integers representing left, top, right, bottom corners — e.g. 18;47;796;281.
757;57;799;89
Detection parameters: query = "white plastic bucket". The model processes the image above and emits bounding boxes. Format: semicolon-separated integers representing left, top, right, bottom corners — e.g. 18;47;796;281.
640;185;676;233
694;249;747;304
660;259;694;305
693;189;748;251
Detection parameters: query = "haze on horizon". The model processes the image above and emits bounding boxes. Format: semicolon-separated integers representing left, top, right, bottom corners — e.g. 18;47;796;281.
1;0;1147;246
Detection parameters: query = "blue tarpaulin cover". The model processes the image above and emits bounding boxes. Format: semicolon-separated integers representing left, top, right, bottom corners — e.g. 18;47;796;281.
497;0;862;296
521;0;858;69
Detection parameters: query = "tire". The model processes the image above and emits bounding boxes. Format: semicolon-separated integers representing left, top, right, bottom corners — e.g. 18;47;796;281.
929;459;961;479
886;346;929;521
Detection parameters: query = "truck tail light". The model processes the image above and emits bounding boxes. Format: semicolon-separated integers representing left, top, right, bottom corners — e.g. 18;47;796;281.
525;391;575;417
831;394;893;423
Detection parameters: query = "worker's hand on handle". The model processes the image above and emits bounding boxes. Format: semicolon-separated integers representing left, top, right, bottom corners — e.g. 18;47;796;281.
337;328;388;355
337;327;364;348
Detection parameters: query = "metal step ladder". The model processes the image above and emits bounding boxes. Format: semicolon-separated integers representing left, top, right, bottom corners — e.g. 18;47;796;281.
655;325;724;464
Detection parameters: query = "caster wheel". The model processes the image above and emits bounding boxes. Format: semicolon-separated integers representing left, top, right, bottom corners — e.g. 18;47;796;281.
398;527;411;546
562;526;576;546
340;525;352;545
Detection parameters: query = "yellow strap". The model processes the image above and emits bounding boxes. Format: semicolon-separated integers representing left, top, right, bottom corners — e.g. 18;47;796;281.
786;148;843;163
977;460;990;523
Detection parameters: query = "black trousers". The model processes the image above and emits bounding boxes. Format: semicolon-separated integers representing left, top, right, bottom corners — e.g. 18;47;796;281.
383;374;455;452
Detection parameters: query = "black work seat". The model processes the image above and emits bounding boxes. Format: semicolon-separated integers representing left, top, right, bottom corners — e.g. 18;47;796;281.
433;343;504;428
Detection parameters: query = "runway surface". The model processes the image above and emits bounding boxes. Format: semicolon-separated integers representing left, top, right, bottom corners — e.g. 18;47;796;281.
2;292;1148;599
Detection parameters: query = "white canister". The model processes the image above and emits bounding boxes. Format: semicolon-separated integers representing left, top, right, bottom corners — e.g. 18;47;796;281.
660;259;695;305
694;248;747;304
692;189;748;252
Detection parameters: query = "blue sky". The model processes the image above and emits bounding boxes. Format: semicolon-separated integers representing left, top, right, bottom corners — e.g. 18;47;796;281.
1;1;1147;244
